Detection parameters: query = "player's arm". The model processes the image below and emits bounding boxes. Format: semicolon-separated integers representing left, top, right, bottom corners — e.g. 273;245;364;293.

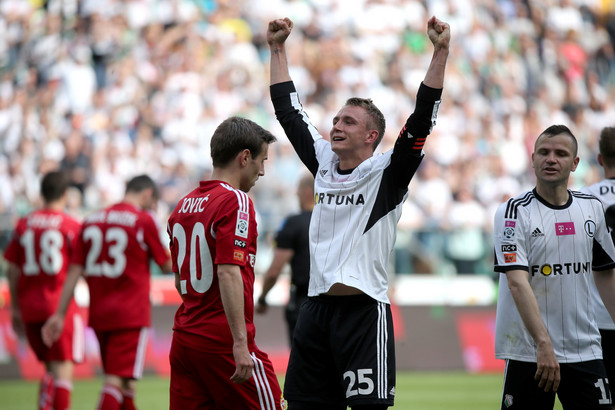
594;268;615;322
41;263;83;347
256;248;294;313
160;254;173;274
144;215;173;274
167;221;182;298
505;269;560;392
591;200;615;318
218;263;254;383
173;271;183;300
423;16;450;90
390;18;450;185
268;18;293;85
6;262;24;337
268;18;320;174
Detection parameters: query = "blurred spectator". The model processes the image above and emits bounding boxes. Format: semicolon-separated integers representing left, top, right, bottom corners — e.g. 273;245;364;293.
444;186;488;275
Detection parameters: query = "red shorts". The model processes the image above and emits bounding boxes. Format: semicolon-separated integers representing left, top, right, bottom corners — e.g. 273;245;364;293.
95;327;149;379
26;305;84;363
169;337;285;410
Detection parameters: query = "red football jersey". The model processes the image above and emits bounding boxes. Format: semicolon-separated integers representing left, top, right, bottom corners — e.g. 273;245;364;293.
167;181;258;353
4;209;81;323
71;202;170;331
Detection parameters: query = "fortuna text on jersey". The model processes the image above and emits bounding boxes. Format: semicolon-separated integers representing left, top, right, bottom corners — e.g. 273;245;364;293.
315;192;365;206
530;261;592;277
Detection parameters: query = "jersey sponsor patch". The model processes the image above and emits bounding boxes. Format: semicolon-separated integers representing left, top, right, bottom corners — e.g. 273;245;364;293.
233;251;244;262
249;254;255;268
504;253;516;263
501;244;517;252
234;239;246;248
235;211;249;238
555;222;575;236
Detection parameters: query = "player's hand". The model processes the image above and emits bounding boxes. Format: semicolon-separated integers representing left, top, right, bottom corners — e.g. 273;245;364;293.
231;343;254;384
255;304;268;314
267;18;294;47
11;310;25;338
427;16;450;51
534;343;560;392
41;314;65;348
255;297;268;314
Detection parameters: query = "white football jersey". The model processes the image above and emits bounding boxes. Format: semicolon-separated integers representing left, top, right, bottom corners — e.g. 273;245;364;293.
582;178;615;330
493;189;615;363
307;140;406;303
271;80;443;303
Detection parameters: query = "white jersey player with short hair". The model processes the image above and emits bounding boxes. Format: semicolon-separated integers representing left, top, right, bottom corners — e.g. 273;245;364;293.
307;141;416;303
582;179;615;331
494;189;615;363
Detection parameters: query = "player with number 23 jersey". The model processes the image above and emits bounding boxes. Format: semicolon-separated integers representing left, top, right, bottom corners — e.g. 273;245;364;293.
73;202;170;330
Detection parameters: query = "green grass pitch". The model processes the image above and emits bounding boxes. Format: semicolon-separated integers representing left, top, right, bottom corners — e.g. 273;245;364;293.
0;371;564;409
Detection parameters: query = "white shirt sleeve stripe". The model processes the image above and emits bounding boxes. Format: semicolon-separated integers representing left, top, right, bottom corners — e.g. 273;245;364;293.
290;92;323;142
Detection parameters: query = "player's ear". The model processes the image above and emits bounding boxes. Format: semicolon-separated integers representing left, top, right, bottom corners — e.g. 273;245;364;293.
366;129;378;145
571;156;580;172
141;187;155;207
238;149;251;167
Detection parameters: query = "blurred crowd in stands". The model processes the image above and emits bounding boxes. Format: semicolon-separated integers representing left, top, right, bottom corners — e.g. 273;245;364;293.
1;0;615;275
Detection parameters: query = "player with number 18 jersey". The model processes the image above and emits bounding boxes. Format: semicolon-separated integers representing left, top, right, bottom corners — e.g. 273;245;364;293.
4;208;84;358
5;171;86;410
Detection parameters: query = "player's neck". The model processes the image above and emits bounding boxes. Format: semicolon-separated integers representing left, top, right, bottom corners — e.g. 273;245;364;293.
336;149;372;171
535;184;570;206
122;193;142;209
211;168;240;190
44;199;66;212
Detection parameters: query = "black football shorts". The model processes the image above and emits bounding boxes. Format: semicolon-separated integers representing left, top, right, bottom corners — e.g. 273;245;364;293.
501;359;612;409
284;294;396;408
